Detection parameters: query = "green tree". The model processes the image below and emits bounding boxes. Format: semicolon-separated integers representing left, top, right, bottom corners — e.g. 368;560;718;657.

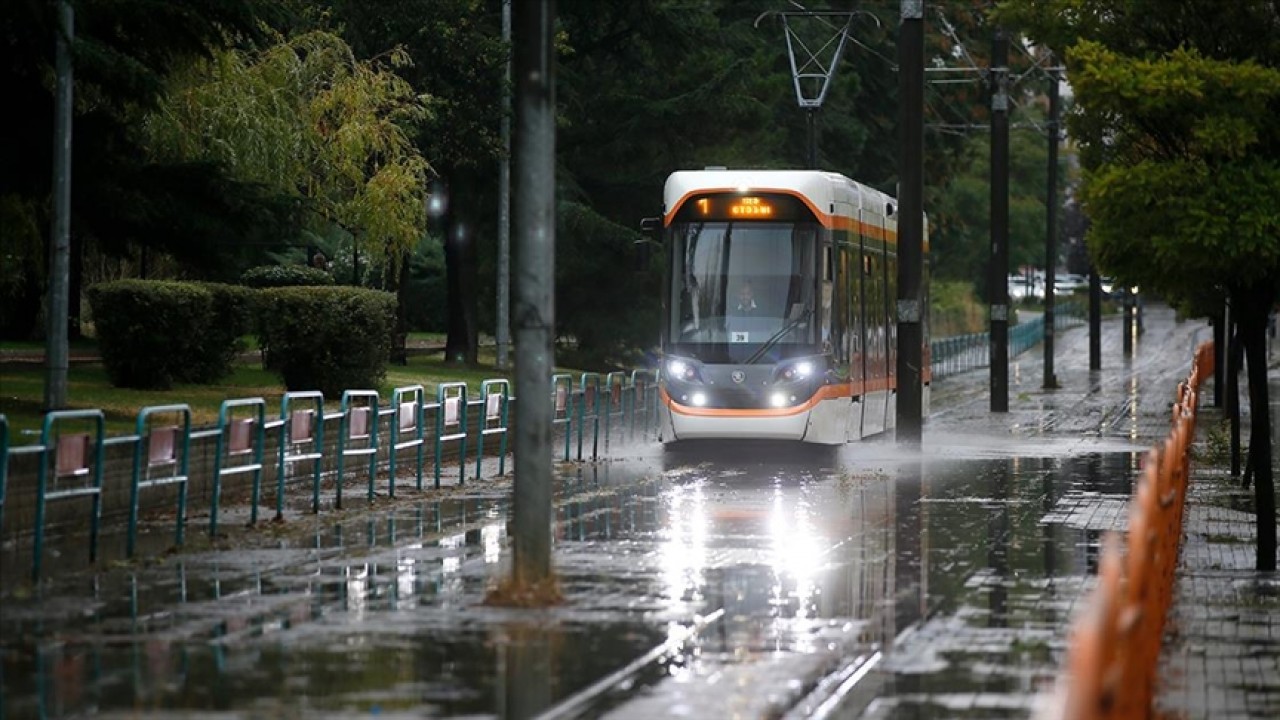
931;105;1067;298
315;0;983;366
148;30;432;279
0;0;292;340
1000;0;1280;570
314;0;506;365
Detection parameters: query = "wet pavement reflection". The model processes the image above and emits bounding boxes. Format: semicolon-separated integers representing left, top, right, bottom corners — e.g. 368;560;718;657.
2;305;1212;718
0;444;1152;719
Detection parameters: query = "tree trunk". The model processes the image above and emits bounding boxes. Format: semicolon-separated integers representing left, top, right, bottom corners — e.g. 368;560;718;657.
390;247;409;366
1228;321;1243;476
68;231;83;341
1212;305;1225;407
1234;287;1276;572
444;205;478;365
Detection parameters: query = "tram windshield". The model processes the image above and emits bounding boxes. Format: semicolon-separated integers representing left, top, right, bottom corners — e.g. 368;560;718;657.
667;221;820;363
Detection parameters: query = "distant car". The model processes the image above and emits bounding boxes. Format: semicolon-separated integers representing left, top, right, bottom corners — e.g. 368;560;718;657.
1008;275;1042;301
1053;273;1086;295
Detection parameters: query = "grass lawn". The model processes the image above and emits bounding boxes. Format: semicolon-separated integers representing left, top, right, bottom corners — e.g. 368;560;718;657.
0;346;587;439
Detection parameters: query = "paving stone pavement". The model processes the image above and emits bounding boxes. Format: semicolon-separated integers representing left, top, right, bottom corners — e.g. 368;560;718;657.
1155;412;1280;720
854;305;1280;719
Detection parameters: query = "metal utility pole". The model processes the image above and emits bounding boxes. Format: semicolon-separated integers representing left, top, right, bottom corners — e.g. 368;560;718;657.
1212;304;1225;406
44;0;73;412
756;10;855;169
1088;267;1102;371
511;0;556;587
989;29;1010;412
895;0;924;445
1042;67;1060;389
496;0;512;370
1122;288;1134;357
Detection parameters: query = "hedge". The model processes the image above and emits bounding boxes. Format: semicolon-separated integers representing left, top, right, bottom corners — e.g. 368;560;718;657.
87;280;253;389
240;264;334;288
256;286;396;397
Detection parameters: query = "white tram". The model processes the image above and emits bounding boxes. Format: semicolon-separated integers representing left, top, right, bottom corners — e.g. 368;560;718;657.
657;169;930;444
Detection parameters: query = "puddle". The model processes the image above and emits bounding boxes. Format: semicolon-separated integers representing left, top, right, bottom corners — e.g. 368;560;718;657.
1;449;1148;718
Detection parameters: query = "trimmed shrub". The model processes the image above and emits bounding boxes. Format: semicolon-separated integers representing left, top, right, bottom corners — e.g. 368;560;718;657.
186;282;255;382
87;280;253;389
240;264;334;289
256;286;395;397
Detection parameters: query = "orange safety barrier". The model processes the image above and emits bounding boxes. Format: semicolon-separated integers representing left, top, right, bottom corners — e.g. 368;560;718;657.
1041;340;1213;720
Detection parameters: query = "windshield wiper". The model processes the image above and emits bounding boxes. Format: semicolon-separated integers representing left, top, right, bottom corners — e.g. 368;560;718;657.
744;305;812;365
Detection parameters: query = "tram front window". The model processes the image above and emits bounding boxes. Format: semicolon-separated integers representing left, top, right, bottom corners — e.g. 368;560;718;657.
669;222;819;362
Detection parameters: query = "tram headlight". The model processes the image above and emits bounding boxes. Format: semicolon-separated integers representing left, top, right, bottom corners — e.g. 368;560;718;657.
691;392;708;407
778;360;815;381
666;358;700;382
770;392;789;408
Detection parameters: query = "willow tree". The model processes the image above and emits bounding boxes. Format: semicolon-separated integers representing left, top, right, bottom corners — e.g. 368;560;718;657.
148;30;433;282
1000;0;1280;570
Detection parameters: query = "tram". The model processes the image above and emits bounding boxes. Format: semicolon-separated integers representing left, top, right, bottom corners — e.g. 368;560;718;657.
656;169;929;444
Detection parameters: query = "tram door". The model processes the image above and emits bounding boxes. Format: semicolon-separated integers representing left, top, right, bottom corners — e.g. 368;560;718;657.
860;209;888;437
834;204;861;443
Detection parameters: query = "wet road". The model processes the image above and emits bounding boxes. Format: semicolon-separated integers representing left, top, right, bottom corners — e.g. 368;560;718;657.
0;305;1209;718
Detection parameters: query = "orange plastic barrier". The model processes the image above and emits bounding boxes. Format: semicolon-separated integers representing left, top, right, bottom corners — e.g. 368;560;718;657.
1043;340;1212;720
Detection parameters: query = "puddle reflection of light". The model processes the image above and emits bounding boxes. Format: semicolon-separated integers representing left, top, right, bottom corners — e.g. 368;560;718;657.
1129;375;1140;440
660;483;708;609
347;564;370;618
441;533;465;574
663;621;695;680
483;524;502;564
770;488;821;650
397;545;420;604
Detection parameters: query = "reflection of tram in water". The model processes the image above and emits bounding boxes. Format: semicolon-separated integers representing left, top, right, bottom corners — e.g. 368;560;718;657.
657;169;930;444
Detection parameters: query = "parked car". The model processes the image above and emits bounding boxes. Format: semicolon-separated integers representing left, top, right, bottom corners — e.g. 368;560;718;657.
1008;274;1043;301
1053;273;1086;295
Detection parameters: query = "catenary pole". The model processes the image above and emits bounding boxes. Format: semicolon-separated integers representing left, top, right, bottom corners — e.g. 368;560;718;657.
895;0;924;444
496;0;512;370
989;29;1009;412
1123;288;1134;357
1042;67;1060;389
1088;266;1102;370
511;0;556;586
44;0;73;412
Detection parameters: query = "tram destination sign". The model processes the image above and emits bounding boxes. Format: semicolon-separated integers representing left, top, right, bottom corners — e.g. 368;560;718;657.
676;192;812;222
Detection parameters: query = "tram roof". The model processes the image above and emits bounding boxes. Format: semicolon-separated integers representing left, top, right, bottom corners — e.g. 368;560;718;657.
663;169;896;222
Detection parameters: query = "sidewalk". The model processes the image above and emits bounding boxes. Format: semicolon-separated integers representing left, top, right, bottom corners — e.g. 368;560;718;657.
1155;371;1280;718
856;305;1277;719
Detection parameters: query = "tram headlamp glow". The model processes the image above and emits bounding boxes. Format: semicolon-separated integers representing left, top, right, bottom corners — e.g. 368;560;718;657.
691;392;708;407
779;361;815;381
666;358;698;382
770;392;788;408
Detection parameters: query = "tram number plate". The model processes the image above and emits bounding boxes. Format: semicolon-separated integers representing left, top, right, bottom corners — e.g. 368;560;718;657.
731;331;750;343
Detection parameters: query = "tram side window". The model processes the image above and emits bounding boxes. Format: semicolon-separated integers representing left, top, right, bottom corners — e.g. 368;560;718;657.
886;250;897;376
831;243;845;363
865;251;884;379
845;244;862;375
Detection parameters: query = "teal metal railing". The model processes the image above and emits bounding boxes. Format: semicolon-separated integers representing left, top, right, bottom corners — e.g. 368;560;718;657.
0;370;671;580
336;390;379;510
128;404;191;557
434;382;468;487
212;397;266;533
475;380;511;480
930;302;1085;380
32;409;106;581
